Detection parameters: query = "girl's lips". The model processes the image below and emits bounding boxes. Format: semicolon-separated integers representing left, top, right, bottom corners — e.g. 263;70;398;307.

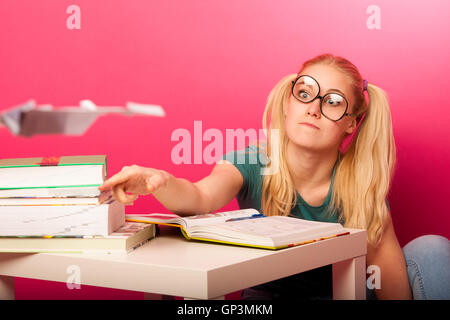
299;122;319;129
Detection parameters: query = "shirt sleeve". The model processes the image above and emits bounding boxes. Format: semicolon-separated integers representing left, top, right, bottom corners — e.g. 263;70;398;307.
220;147;251;191
219;144;263;196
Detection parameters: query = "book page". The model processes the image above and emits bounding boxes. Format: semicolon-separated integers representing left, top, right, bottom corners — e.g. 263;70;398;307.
212;216;343;238
184;208;260;228
0;165;104;188
125;208;259;231
125;213;182;225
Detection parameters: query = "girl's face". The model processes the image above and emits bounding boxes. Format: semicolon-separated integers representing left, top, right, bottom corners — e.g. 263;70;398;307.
284;64;357;152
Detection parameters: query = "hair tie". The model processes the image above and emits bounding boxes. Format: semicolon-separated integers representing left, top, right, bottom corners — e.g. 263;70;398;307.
363;79;368;92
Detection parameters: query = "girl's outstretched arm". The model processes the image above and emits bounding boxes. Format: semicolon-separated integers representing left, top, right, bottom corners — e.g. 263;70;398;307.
99;161;243;217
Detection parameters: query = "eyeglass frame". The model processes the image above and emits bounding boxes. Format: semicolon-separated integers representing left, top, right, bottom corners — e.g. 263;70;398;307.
290;74;357;122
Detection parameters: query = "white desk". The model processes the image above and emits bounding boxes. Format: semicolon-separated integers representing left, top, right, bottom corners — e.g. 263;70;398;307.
0;227;367;300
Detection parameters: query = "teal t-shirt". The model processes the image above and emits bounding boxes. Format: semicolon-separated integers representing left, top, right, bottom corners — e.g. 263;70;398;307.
220;143;340;223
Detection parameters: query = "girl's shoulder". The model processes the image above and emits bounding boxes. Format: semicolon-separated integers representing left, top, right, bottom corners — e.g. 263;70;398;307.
221;141;269;167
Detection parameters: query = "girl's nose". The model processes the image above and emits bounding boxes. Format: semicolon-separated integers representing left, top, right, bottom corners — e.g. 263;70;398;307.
306;97;322;118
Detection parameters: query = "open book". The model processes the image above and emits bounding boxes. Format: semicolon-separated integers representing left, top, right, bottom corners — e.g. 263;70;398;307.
125;208;349;250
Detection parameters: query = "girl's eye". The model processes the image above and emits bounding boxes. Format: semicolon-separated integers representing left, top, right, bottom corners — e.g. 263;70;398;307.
326;97;343;106
299;91;310;99
327;99;336;105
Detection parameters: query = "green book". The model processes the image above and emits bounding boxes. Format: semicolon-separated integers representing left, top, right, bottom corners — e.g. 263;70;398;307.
0;155;107;198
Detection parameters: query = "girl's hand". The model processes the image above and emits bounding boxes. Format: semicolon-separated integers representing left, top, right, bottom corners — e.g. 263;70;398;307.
98;165;170;205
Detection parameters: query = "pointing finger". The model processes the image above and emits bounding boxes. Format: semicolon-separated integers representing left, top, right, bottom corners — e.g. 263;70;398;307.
113;184;137;205
99;172;129;191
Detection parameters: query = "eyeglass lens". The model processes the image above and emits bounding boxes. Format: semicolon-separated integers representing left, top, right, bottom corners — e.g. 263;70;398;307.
292;76;348;121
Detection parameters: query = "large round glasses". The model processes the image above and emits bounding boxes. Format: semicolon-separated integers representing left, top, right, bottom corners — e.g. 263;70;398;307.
291;75;355;121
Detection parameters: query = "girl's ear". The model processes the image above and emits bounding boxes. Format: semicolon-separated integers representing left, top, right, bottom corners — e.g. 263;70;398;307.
345;116;357;135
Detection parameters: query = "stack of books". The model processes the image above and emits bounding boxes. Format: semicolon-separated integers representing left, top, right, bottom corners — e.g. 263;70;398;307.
0;155;155;254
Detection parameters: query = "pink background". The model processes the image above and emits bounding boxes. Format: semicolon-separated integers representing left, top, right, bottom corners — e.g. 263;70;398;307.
0;0;449;299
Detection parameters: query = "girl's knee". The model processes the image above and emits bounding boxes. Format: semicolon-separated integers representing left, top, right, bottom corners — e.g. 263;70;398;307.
403;235;450;263
402;235;450;300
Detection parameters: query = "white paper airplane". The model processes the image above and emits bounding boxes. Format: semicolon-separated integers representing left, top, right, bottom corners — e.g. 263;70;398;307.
0;100;166;137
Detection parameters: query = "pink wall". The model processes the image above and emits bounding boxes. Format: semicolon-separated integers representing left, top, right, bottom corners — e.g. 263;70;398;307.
1;0;449;299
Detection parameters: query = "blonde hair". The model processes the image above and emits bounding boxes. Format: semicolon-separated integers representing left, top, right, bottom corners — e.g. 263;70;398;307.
258;53;396;247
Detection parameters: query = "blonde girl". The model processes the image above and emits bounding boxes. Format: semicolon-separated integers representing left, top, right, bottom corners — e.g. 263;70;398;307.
99;54;450;300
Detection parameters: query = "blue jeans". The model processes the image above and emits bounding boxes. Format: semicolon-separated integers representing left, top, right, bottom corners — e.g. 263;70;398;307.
242;235;450;300
370;234;450;300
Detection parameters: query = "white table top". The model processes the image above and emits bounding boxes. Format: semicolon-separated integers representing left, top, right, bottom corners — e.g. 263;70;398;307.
0;226;366;299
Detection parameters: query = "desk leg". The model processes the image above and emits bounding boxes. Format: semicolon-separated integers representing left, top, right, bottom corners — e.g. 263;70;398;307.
0;275;15;300
332;255;366;300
